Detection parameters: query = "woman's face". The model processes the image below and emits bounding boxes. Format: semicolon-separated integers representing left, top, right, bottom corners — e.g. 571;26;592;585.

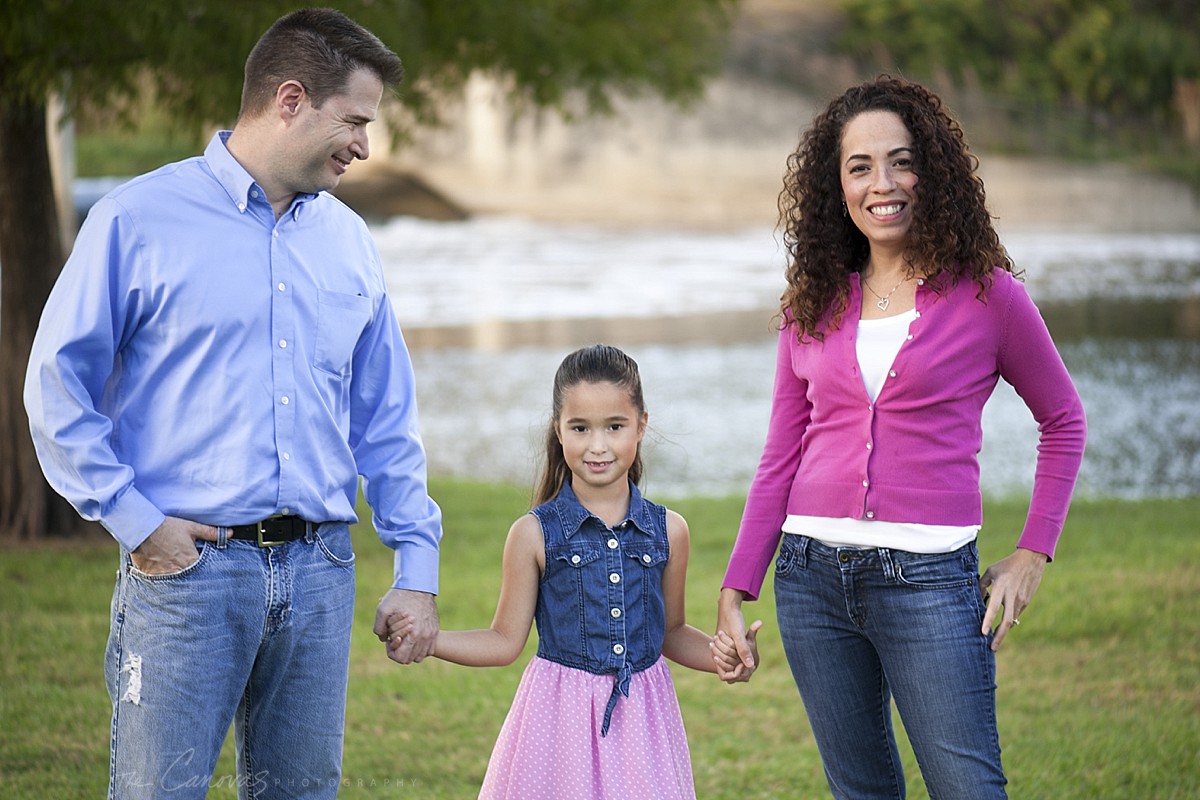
839;110;918;256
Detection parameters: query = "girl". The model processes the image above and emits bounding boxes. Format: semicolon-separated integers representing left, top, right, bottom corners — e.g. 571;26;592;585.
389;344;759;800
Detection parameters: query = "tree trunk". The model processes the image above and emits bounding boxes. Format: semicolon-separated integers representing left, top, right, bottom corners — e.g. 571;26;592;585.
1175;78;1200;148
0;94;92;539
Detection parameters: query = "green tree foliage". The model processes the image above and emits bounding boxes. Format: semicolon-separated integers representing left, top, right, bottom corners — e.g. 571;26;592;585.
0;0;738;540
837;0;1200;142
3;0;737;132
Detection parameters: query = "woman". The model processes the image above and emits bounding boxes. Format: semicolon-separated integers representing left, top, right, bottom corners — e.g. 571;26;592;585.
714;76;1086;798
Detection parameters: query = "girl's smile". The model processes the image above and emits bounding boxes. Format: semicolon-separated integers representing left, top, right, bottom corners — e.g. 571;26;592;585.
556;380;647;496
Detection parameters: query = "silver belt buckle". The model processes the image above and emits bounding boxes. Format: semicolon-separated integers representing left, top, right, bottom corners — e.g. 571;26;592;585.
256;515;288;547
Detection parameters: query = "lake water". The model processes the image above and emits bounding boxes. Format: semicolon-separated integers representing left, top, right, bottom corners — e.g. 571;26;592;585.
375;216;1200;502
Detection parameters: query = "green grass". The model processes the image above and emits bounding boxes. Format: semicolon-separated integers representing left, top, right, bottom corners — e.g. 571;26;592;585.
2;484;1198;799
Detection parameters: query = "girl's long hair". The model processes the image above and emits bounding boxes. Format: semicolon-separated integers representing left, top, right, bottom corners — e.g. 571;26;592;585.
779;75;1016;340
533;344;646;507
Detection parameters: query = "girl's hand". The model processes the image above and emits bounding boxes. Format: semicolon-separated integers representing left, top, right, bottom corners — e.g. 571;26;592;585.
385;612;418;660
713;619;763;683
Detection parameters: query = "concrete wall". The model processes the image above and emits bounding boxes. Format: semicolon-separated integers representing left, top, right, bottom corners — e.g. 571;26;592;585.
380;72;1200;234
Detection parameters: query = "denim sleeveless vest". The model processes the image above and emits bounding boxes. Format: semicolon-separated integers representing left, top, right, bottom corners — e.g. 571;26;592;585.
532;478;669;735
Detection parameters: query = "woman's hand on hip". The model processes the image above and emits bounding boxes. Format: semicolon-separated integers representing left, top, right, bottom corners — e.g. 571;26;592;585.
980;547;1048;652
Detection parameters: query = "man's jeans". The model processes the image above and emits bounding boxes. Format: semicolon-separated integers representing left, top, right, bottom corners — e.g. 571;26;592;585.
774;535;1006;800
106;524;356;800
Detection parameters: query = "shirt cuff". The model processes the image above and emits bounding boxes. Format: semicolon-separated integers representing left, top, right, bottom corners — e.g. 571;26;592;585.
391;543;440;595
103;489;166;551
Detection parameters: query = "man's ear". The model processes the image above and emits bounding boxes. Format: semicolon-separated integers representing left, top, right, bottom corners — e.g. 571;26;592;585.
275;80;307;120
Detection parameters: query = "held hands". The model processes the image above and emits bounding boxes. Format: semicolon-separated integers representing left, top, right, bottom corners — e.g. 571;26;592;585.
383;613;420;661
373;589;439;665
980;547;1047;652
713;587;764;684
712;619;763;683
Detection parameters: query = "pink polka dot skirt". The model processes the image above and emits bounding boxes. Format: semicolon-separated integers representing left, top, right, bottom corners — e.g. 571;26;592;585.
478;656;696;799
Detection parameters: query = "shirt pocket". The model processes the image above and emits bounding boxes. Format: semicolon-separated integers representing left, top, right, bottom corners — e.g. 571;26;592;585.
625;545;668;571
542;545;605;652
548;545;603;573
625;545;669;655
313;290;372;377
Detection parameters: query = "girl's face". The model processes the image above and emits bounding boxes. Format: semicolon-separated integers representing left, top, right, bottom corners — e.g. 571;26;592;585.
555;380;646;494
839;110;918;256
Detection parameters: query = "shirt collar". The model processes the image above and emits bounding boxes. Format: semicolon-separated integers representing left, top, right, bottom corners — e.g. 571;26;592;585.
204;130;319;216
555;478;655;539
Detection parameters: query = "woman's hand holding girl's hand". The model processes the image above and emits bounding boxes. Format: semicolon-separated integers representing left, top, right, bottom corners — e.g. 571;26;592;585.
714;587;763;683
712;620;763;683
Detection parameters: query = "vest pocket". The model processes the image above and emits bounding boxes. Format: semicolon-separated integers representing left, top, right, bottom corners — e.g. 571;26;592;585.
625;546;668;569
549;546;602;570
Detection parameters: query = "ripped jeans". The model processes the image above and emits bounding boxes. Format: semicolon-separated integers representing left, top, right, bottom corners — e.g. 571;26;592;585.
105;524;356;800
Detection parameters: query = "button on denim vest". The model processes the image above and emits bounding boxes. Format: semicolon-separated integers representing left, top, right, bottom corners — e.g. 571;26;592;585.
532;479;669;735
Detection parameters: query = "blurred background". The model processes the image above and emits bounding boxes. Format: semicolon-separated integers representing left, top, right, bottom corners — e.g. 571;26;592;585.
3;0;1198;538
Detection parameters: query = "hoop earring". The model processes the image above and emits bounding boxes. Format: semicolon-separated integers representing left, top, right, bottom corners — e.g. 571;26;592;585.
841;201;848;217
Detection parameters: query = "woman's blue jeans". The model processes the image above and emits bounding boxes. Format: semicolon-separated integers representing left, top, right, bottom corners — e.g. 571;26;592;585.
105;524;356;800
774;535;1006;800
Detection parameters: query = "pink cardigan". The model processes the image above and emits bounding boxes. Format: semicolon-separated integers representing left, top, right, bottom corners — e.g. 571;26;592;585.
724;269;1086;599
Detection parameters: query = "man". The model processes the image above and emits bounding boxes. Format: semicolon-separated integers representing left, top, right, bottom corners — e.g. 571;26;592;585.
24;9;439;798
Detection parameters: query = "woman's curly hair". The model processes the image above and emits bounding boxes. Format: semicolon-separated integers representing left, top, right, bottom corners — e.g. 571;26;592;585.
778;75;1017;340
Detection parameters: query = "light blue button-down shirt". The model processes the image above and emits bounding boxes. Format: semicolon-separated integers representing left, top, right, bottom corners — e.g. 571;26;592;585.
25;131;441;593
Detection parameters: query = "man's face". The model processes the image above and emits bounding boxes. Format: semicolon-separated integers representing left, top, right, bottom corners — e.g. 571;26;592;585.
284;68;383;195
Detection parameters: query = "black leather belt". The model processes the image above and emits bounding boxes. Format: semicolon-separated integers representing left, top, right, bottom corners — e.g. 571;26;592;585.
229;515;312;547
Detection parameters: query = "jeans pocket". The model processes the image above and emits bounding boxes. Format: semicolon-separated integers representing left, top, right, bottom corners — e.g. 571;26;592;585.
894;550;976;590
775;533;804;578
126;541;210;582
314;526;356;568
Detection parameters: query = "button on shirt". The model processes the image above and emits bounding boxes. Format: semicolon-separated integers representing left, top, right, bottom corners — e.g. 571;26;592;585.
24;131;442;592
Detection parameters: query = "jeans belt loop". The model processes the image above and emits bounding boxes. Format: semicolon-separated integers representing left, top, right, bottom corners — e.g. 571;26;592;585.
879;548;897;581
